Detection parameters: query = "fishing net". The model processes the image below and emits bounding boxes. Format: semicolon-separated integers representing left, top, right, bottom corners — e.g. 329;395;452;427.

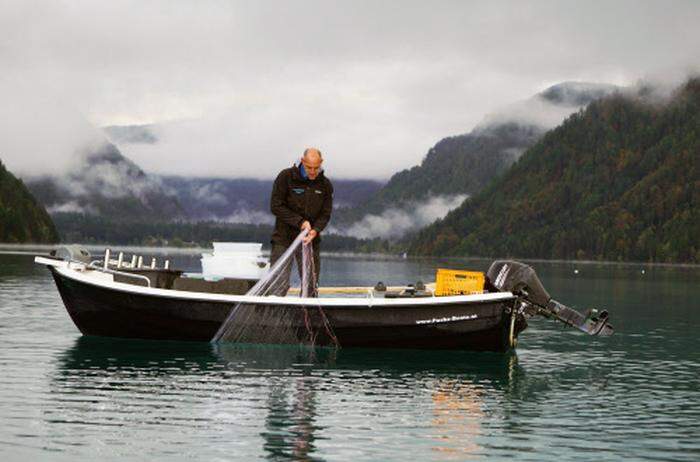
211;230;339;348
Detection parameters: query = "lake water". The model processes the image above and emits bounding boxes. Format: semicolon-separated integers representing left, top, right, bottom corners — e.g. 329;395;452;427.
1;248;699;461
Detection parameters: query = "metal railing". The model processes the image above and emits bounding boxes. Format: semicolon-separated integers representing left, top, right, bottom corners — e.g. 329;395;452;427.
87;262;152;287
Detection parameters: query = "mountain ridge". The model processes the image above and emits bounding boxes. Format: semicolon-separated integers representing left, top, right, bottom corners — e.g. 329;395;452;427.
408;78;700;263
333;81;620;228
26;142;185;222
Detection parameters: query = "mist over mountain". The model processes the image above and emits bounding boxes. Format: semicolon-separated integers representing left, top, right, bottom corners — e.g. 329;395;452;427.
159;175;384;224
409;78;700;263
70;80;618;237
332;81;620;237
11;79;621;249
24;125;381;229
539;81;620;106
94;81;617;237
102;123;384;224
26;142;185;222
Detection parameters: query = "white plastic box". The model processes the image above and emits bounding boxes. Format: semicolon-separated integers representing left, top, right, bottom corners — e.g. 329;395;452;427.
201;242;269;280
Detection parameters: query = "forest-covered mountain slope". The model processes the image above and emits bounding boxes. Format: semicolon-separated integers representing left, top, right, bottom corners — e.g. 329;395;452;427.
334;82;618;226
409;78;700;263
0;160;59;243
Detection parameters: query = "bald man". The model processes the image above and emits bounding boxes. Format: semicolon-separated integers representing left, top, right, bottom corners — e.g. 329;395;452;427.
269;148;333;296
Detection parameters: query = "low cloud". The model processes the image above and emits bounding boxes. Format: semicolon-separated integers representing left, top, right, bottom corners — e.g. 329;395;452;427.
47;201;96;215
0;81;104;176
477;82;620;131
479;97;578;130
501;147;526;159
221;209;274;225
2;2;699;181
182;208;274;225
50;144;171;202
190;183;229;207
333;194;467;239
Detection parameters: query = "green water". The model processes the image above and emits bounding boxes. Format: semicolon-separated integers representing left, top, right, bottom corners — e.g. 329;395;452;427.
1;251;699;461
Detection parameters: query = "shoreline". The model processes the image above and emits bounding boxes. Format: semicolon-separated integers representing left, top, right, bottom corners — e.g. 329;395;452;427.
1;242;698;268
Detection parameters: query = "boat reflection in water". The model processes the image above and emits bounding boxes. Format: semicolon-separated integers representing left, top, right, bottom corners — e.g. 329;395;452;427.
50;337;523;459
431;378;485;458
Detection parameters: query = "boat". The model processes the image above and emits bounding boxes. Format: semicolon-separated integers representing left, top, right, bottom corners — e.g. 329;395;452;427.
34;246;613;352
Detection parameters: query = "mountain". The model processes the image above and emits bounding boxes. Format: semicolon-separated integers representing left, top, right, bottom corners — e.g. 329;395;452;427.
409;78;700;263
27;129;381;231
333;82;619;229
0;159;59;243
159;175;384;223
103;124;384;223
26;142;185;222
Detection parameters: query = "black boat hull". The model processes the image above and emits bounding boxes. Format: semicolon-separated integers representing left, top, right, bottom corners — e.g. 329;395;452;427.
50;267;526;352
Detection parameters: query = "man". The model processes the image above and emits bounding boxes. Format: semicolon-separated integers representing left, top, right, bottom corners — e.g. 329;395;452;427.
269;147;333;296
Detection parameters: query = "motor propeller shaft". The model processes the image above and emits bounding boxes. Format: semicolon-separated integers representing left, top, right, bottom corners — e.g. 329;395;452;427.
542;299;613;336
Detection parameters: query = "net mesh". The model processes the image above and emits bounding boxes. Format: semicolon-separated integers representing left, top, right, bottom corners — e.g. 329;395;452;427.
211;230;339;348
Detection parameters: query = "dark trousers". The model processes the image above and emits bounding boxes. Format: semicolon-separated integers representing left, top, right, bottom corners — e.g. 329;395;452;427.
269;241;321;297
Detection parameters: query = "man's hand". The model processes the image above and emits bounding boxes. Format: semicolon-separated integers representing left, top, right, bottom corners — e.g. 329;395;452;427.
303;229;317;244
300;220;315;243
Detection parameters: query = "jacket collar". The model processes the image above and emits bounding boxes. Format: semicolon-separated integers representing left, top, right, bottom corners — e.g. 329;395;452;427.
291;162;324;182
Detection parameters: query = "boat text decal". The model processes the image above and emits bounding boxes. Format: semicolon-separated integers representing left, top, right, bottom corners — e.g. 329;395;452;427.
416;314;477;325
495;263;510;288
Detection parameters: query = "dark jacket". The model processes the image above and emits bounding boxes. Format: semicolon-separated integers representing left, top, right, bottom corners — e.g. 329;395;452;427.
270;164;333;246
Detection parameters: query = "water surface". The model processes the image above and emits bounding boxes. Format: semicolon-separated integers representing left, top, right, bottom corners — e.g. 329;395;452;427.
1;250;698;461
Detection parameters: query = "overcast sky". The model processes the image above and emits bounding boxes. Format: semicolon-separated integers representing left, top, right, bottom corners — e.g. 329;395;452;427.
1;0;698;179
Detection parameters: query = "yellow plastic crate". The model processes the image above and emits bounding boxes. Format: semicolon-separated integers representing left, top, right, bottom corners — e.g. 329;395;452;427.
435;269;485;296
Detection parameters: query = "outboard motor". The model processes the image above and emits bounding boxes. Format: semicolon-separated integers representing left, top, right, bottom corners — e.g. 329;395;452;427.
487;260;613;336
51;245;92;265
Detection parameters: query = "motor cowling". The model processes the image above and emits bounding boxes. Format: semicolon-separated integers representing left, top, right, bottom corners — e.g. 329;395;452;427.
487;260;551;306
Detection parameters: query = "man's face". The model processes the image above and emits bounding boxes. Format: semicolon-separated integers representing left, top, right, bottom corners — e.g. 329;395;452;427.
301;155;323;180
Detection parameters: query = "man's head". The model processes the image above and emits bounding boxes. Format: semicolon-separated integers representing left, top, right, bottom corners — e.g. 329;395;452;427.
301;148;323;180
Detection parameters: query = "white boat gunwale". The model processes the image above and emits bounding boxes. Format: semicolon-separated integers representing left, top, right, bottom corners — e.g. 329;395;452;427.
36;256;516;308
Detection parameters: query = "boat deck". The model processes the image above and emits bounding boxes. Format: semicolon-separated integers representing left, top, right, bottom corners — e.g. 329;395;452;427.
35;256;514;307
